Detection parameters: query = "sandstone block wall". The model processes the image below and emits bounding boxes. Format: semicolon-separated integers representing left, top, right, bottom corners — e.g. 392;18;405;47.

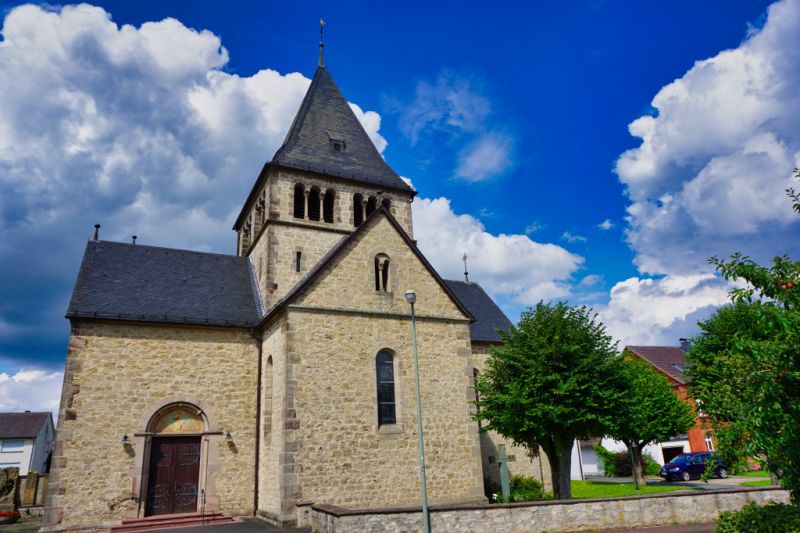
43;322;258;531
471;343;552;494
310;487;791;533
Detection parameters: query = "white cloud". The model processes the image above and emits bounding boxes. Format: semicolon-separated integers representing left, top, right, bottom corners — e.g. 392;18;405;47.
598;219;614;231
412;197;584;303
616;0;800;276
0;368;63;415
0;3;390;368
598;275;732;347
454;133;513;182
580;274;603;287
561;231;587;243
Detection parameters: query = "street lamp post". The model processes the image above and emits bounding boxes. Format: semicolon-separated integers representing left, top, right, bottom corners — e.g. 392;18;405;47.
405;289;431;533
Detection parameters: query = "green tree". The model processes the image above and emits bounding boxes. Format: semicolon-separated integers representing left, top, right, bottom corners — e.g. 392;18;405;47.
686;172;800;499
475;302;624;499
607;355;695;486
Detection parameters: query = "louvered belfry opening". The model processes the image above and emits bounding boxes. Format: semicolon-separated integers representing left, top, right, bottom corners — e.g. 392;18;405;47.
366;196;377;217
308;187;321;220
323;189;335;223
353;193;364;226
293;184;305;218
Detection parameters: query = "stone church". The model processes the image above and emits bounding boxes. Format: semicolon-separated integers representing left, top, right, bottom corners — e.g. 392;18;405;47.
43;51;550;531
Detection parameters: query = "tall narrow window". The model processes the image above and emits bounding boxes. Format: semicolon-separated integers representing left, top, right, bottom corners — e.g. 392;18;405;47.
473;368;481;428
295;251;302;273
381;259;390;291
353;193;364;226
293;184;305;219
376;351;396;426
323;189;335;223
308;187;321;221
366;196;377;217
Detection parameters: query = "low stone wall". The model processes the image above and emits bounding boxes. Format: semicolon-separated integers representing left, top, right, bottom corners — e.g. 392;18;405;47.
309;487;789;533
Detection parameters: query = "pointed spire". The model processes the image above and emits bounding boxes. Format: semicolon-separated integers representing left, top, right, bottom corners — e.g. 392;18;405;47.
318;18;326;68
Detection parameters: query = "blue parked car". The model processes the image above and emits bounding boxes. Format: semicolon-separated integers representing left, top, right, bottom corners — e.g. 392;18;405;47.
659;452;729;481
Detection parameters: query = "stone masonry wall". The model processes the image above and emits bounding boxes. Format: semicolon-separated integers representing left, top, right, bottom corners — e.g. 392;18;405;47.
275;209;485;511
310;487;790;533
43;322;258;531
471;343;553;494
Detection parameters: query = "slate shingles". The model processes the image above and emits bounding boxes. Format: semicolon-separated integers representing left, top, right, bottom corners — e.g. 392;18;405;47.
272;66;413;192
443;280;512;343
0;412;51;439
66;240;263;327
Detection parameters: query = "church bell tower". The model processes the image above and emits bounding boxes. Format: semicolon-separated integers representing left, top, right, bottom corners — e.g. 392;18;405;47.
232;44;416;310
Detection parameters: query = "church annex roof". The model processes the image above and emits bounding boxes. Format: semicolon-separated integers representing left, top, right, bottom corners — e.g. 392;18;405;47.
259;206;474;326
272;66;413;193
443;280;512;343
66;240;263;328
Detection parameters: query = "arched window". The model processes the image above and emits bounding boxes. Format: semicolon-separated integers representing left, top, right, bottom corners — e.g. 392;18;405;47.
353;193;364;226
376;351;396;426
308;187;321;221
323;189;335;223
293;184;305;219
381;197;391;209
366;196;377;217
264;356;273;442
374;253;390;292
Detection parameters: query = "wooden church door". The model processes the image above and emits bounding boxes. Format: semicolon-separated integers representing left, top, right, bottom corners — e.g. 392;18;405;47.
146;436;201;516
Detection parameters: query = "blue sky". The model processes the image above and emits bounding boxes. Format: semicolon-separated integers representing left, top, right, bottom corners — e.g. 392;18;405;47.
1;0;799;412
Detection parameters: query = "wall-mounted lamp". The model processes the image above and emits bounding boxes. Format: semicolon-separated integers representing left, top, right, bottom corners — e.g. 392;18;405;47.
224;431;233;442
121;434;130;444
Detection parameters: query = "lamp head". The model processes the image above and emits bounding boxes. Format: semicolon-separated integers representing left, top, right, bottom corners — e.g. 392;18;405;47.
121;434;130;444
404;290;417;305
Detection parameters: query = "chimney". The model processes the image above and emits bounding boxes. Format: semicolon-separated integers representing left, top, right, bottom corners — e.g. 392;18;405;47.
679;338;690;352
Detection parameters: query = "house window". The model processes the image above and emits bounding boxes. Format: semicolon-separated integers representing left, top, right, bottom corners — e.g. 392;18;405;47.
374;254;390;292
293;184;305;219
376;351;396;426
704;433;714;452
323;189;335;223
0;463;21;469
308;187;321;221
295;251;302;273
1;440;24;452
353;193;364;226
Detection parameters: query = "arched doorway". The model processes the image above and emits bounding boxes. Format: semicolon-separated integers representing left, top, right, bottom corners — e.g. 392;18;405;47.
145;404;205;516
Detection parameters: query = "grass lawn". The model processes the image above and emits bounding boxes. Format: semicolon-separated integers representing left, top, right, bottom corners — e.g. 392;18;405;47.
571;480;697;499
739;470;770;477
740;479;773;487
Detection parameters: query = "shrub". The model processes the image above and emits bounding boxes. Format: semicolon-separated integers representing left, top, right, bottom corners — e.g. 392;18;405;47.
594;444;617;477
715;502;800;532
643;454;662;476
510;474;545;501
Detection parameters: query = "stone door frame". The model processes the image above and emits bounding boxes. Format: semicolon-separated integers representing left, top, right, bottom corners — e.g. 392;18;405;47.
128;395;224;519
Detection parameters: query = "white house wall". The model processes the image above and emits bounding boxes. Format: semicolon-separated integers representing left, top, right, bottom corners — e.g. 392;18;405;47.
0;438;34;475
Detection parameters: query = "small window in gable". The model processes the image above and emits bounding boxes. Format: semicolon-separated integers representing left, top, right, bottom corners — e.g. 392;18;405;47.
374;253;390;292
295;251;302;273
330;139;346;152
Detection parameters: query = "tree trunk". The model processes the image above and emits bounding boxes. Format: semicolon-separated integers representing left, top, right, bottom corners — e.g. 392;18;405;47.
629;442;646;488
542;440;574;499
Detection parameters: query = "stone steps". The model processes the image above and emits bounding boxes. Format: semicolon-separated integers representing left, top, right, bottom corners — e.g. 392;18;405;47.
108;512;238;532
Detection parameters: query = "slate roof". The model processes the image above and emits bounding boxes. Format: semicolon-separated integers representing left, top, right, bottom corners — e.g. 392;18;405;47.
259;206;474;326
0;412;52;439
272;66;412;192
625;346;689;384
67;240;263;328
443;280;512;343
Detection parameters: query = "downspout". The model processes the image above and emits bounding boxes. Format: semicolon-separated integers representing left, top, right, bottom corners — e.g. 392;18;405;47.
251;327;263;516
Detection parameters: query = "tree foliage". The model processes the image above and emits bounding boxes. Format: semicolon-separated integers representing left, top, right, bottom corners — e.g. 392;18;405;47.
475;301;624;499
687;172;800;500
607;355;695;486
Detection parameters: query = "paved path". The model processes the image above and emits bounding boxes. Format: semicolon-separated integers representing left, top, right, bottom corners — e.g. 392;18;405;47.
145;518;310;533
